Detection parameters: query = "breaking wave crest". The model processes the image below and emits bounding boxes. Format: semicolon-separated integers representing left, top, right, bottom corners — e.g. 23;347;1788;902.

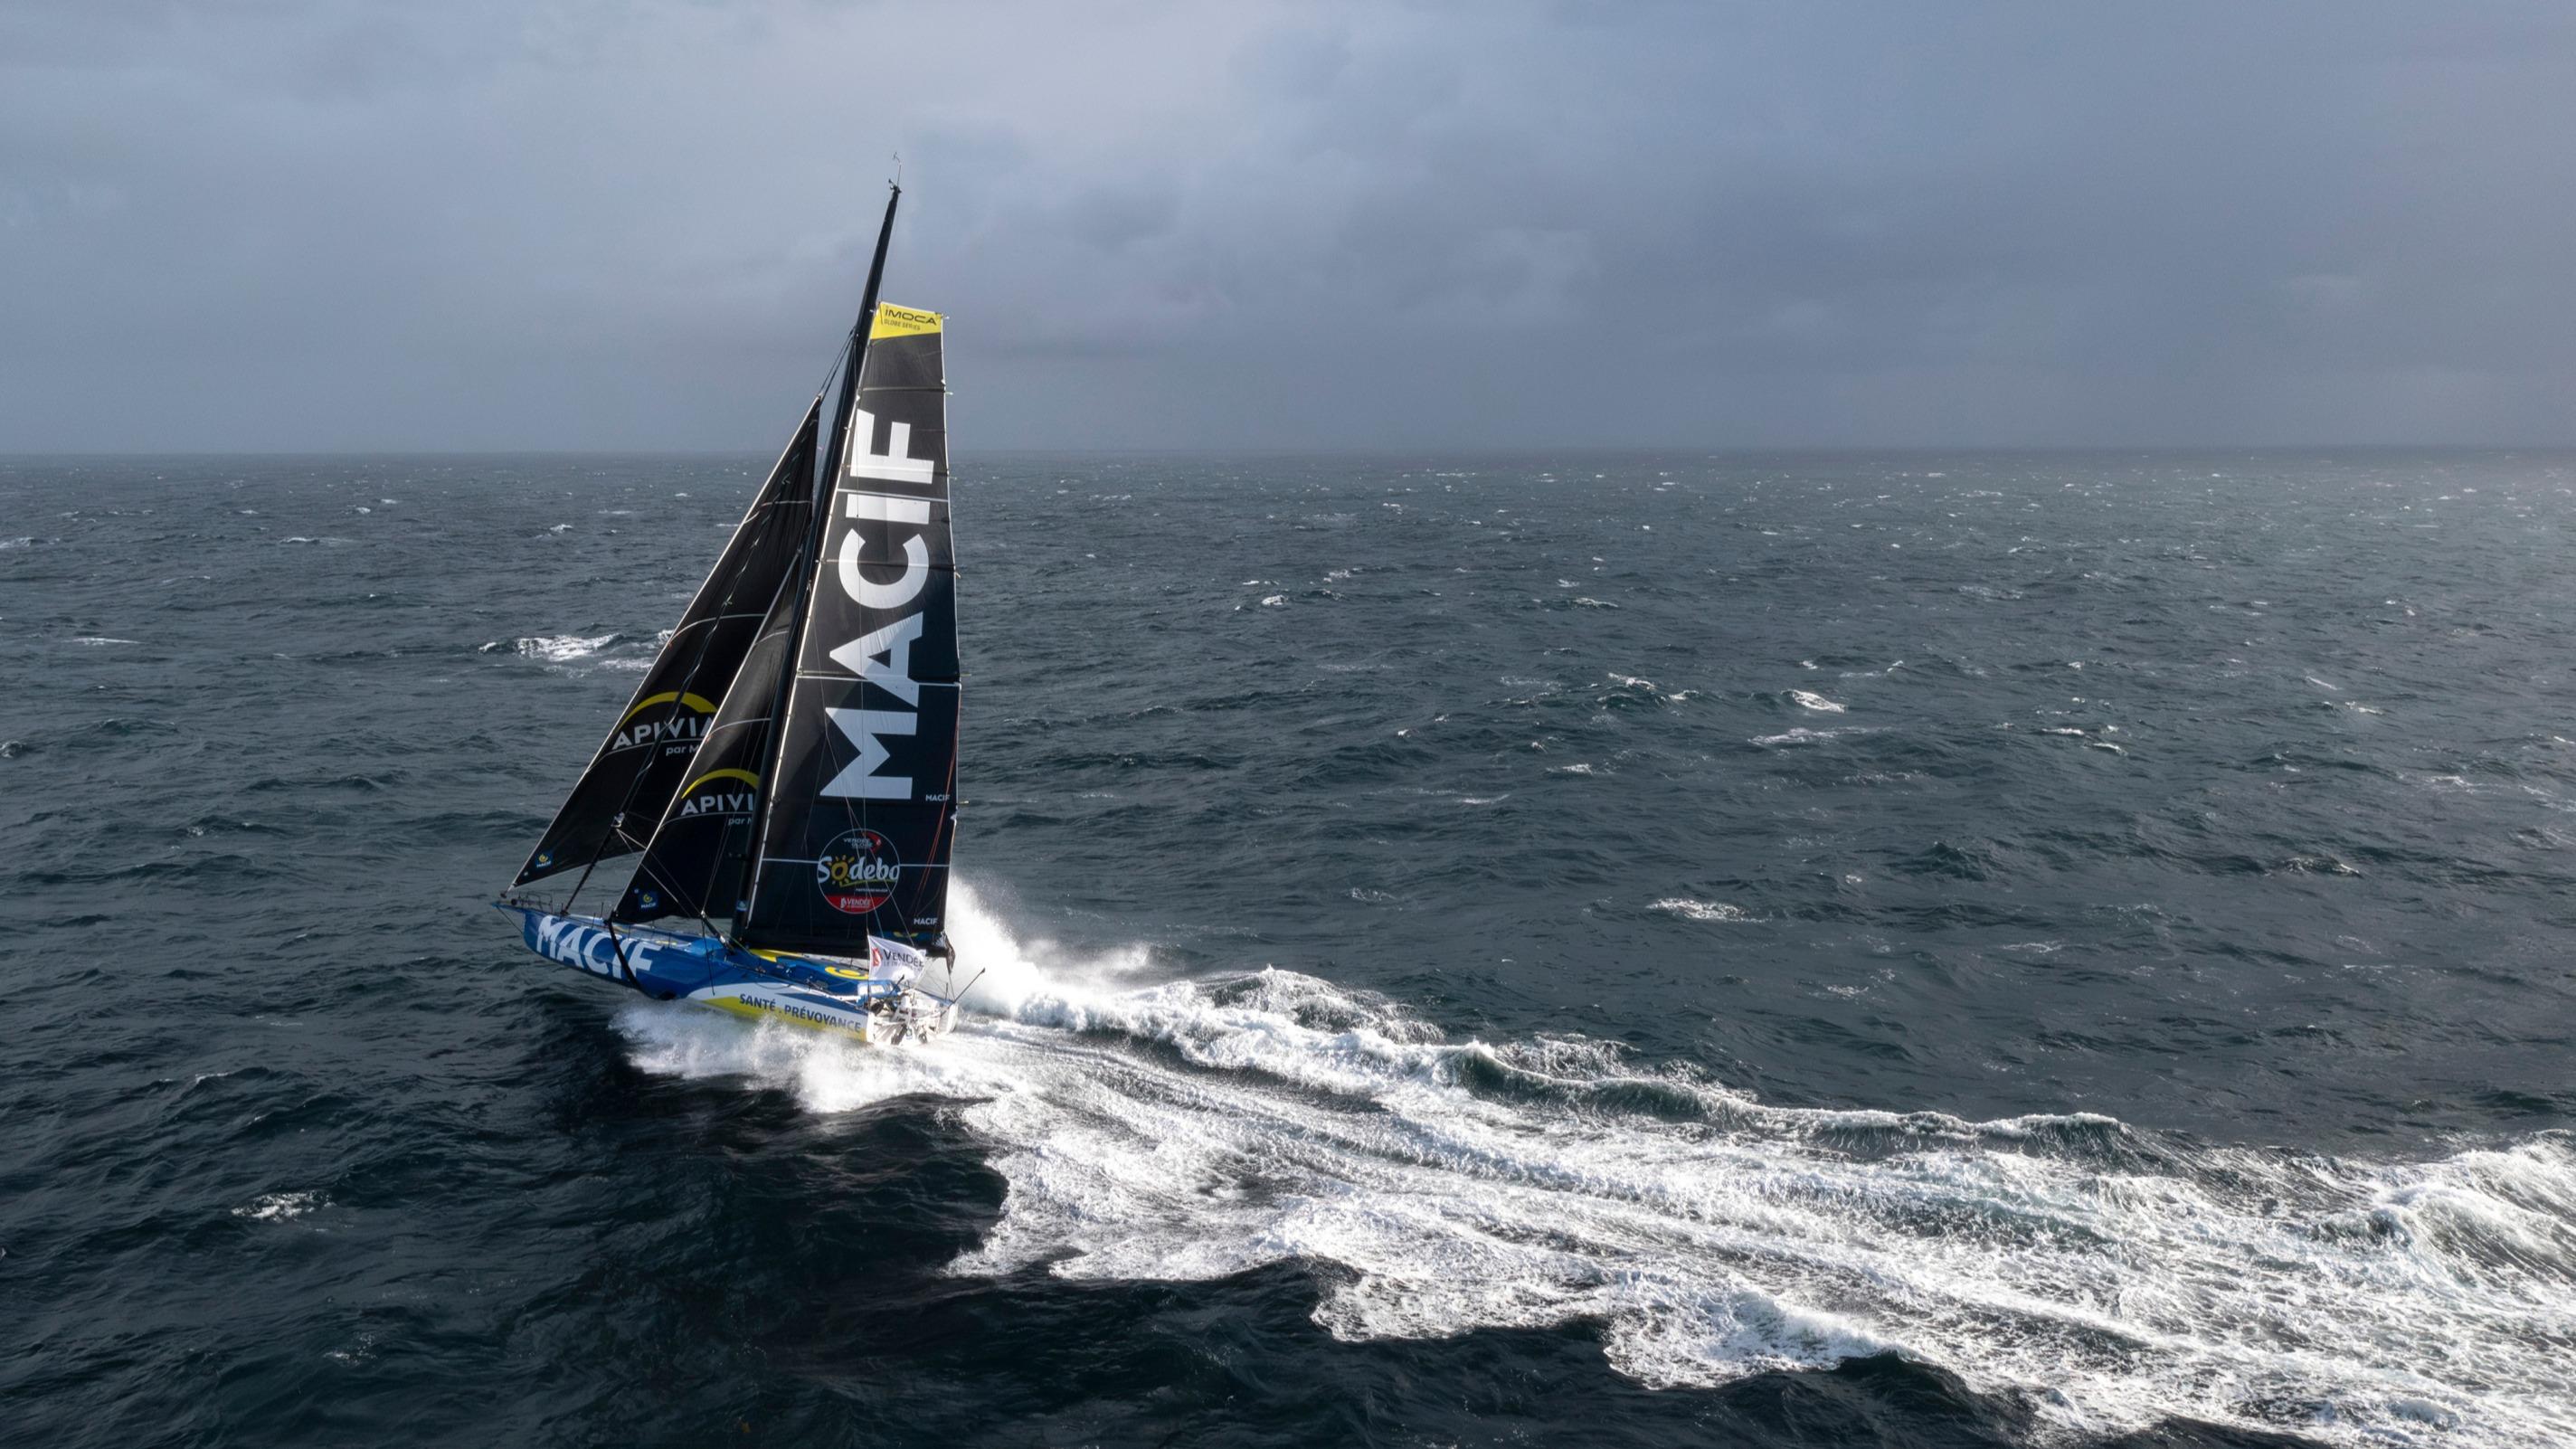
614;884;2576;1448
483;632;618;663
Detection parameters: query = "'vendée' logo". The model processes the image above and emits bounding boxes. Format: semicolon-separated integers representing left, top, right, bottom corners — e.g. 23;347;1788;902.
815;829;901;915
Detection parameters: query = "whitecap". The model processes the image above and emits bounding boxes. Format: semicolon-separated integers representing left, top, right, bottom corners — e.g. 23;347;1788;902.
1649;898;1755;923
68;636;137;646
232;1190;323;1222
1788;689;1846;713
1751;727;1855;747
502;633;617;663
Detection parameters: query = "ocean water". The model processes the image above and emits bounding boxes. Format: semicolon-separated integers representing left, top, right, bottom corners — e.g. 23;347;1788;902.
4;450;2572;1448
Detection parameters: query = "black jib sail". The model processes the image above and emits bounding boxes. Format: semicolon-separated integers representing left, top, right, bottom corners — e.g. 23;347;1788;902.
607;571;797;925
739;298;958;955
513;399;823;889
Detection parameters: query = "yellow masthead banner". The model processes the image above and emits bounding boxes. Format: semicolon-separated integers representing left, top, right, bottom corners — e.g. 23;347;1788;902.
870;303;942;339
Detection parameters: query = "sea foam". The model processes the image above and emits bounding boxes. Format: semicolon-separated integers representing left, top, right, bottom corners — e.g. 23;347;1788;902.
614;882;2576;1449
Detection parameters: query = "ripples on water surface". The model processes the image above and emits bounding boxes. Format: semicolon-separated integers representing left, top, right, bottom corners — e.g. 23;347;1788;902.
4;451;2572;1447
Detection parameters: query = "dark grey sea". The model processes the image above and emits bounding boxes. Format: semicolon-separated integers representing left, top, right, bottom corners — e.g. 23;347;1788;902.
4;450;2571;1447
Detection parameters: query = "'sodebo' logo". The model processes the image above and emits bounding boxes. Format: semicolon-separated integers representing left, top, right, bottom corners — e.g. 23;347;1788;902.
815;829;900;915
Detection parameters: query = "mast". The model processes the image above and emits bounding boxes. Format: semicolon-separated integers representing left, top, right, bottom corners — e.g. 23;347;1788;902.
731;197;959;958
732;184;902;939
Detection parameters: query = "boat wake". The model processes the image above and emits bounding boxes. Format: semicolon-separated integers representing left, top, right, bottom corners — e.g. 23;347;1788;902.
612;883;2576;1449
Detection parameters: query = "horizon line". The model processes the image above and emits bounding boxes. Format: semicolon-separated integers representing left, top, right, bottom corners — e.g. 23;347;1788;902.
8;441;2576;459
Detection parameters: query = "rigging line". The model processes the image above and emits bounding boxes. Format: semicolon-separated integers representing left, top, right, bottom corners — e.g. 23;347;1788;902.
834;330;953;952
741;182;901;942
559;401;827;918
612;551;805;935
709;600;803;925
614;820;728;943
598;904;642;998
735;361;854;938
506;385;835;897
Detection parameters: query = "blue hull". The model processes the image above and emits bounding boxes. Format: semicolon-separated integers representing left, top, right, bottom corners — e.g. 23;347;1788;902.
497;904;958;1044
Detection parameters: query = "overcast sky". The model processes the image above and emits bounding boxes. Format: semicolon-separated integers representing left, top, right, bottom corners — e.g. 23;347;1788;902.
5;1;2573;450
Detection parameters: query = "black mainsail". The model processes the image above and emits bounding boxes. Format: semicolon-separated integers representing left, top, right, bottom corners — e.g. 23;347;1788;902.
513;401;824;888
739;296;958;955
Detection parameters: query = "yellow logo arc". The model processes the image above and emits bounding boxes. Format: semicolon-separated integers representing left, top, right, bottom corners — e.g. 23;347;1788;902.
620;690;719;724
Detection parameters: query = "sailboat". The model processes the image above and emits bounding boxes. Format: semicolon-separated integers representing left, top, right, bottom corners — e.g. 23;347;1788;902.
495;184;966;1046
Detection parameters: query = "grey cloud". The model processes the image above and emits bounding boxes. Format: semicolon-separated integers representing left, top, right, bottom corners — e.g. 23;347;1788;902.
2;0;2571;450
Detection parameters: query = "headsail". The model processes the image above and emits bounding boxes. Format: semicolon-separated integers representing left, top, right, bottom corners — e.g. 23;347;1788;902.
513;399;823;888
608;570;797;925
740;301;959;955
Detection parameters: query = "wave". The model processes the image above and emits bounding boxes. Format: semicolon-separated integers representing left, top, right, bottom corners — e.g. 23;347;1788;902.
612;883;2576;1449
483;633;618;663
1650;898;1756;923
232;1189;324;1222
1751;726;1863;747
